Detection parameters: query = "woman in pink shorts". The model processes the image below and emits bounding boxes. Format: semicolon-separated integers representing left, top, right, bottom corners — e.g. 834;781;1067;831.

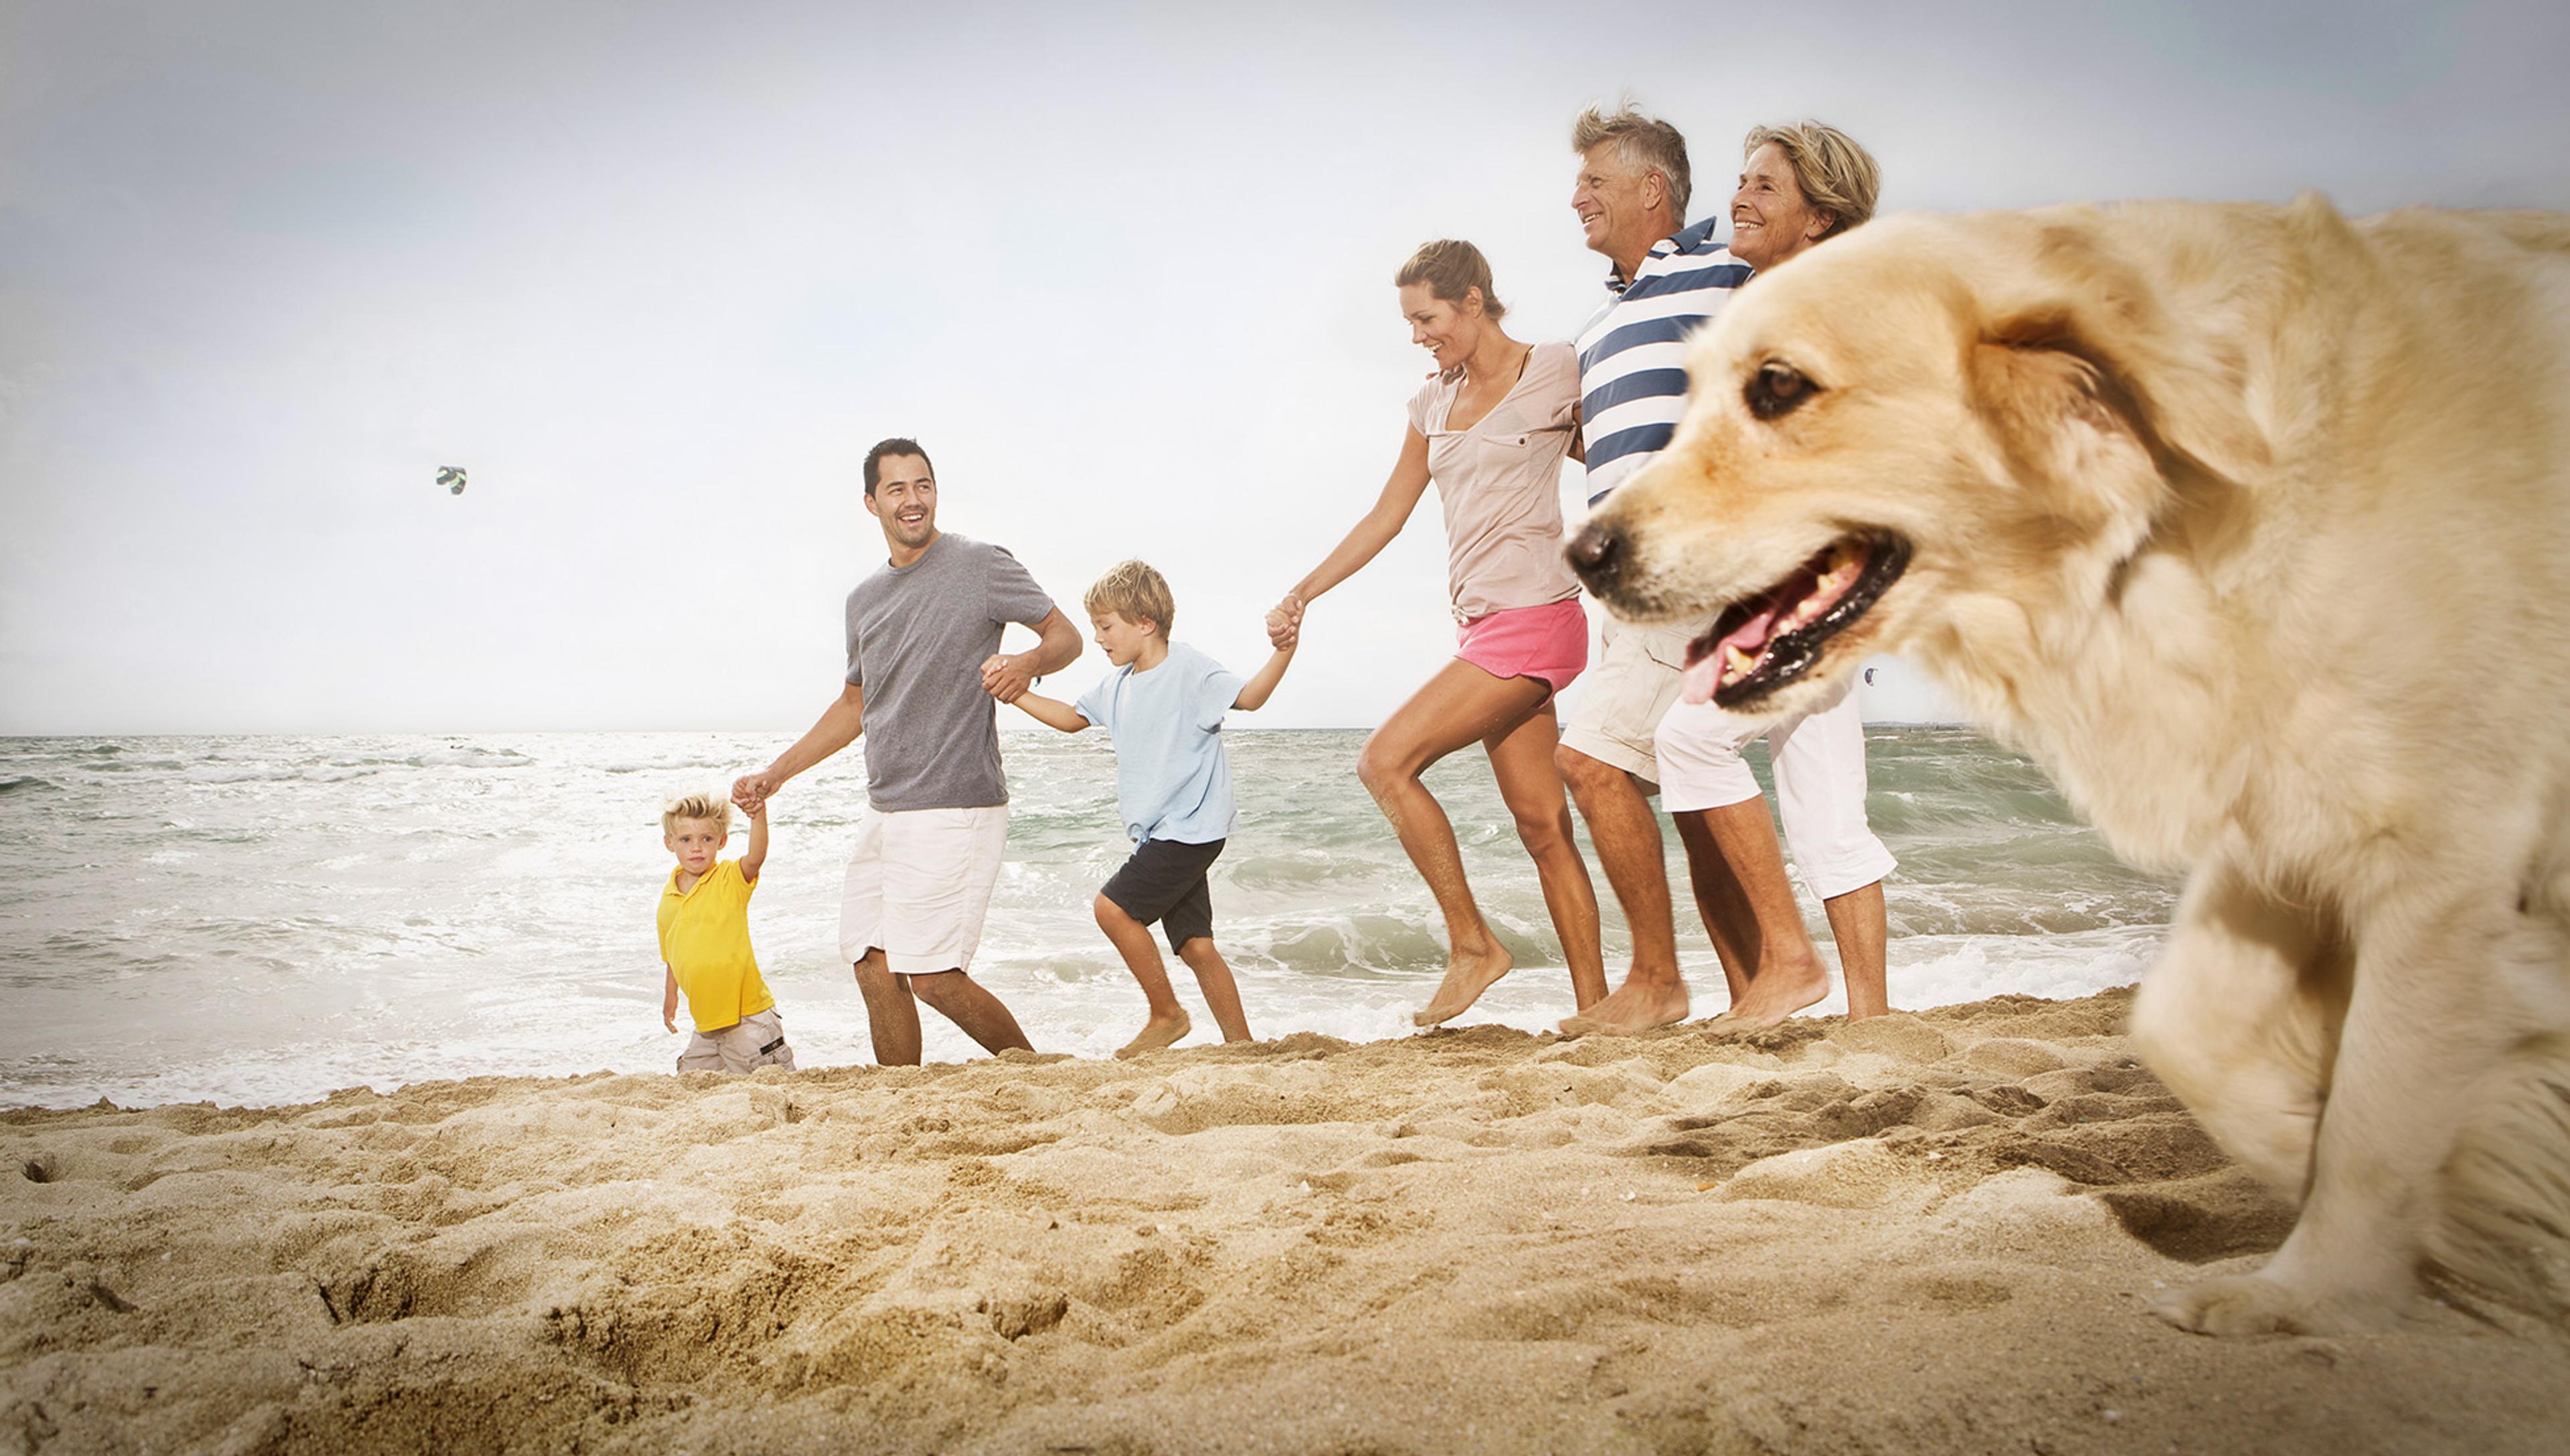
1269;240;1606;1027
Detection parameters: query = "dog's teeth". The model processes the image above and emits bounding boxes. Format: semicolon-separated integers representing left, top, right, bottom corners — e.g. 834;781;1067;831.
1724;644;1758;682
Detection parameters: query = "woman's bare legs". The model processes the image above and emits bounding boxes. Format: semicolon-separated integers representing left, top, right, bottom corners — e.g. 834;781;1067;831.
1357;659;1554;1026
1482;702;1608;1012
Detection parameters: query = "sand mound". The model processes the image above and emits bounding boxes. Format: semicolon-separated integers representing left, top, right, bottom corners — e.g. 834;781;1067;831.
4;989;2563;1454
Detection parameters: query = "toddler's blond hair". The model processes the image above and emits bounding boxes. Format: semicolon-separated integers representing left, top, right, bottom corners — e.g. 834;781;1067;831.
661;792;732;836
1084;559;1176;636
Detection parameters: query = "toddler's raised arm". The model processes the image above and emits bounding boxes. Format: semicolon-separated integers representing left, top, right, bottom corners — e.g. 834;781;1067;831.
742;800;769;883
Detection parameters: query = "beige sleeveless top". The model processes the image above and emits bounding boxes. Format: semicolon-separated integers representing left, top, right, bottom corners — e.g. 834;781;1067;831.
1405;340;1586;620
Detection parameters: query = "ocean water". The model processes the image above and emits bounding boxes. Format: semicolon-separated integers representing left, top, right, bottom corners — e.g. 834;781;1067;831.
0;729;2178;1109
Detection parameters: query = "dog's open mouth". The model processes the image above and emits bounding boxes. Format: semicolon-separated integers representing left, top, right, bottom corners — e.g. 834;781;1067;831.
1683;533;1911;708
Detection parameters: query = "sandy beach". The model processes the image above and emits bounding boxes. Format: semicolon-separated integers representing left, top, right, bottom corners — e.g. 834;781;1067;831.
5;988;2563;1455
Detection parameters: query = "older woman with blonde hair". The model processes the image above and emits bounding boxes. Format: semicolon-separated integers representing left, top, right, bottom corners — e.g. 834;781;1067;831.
1726;119;1881;268
1268;240;1607;1028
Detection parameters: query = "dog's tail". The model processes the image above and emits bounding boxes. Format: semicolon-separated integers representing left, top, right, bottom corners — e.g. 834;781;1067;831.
2431;1032;2570;1324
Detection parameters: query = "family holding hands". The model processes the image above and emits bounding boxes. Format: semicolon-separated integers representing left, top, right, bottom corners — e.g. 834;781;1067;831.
657;104;1899;1073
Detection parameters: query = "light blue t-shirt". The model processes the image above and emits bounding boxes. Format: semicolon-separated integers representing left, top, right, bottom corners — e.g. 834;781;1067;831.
1074;642;1246;844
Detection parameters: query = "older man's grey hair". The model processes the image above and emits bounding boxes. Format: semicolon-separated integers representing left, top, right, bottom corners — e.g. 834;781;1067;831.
1571;103;1691;223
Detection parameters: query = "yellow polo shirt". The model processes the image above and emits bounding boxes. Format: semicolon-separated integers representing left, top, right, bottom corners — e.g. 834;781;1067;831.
657;859;776;1032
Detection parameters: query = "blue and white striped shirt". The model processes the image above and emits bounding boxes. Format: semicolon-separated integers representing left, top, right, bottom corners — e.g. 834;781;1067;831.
1576;217;1752;504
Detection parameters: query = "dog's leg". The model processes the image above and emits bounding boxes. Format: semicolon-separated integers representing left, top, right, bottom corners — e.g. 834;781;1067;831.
2152;881;2522;1336
2427;841;2570;1322
2129;856;2342;1195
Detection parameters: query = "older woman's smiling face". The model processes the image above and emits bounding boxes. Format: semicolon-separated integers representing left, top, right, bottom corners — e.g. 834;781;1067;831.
1730;141;1830;272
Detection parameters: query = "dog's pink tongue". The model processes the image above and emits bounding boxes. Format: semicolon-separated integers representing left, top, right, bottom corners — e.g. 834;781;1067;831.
1682;605;1782;704
1681;601;1787;706
1681;652;1724;705
1721;606;1779;658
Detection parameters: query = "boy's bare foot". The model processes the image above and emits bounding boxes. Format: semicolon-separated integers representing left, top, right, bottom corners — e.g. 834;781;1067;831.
1115;1010;1192;1059
1412;943;1512;1028
1703;960;1830;1034
1559;976;1690;1037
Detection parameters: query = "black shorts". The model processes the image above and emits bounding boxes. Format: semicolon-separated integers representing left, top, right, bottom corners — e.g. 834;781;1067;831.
1099;837;1225;952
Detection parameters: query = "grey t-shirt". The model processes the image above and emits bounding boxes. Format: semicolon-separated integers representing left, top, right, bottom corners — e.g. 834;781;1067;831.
843;533;1057;811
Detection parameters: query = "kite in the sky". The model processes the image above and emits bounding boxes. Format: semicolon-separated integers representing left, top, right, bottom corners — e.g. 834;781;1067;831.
436;466;467;495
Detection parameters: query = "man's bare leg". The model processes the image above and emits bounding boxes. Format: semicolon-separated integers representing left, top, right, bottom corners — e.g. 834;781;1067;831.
1175;937;1254;1043
1095;893;1192;1057
1670;810;1758;1003
853;948;924;1066
1822;880;1891;1020
1555;747;1689;1034
908;969;1035;1055
1356;661;1552;1026
1683;798;1830;1028
1483;704;1608;1011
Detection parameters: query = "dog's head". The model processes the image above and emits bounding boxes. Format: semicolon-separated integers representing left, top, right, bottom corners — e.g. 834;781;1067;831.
1571;206;2269;717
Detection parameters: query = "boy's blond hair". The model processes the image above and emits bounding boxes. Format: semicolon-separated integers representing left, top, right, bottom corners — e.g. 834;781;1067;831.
1084;559;1176;636
661;792;732;836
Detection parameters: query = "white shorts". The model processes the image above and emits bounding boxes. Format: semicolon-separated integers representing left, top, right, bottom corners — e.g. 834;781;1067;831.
1557;616;1705;786
839;804;1010;975
677;1007;796;1075
1654;674;1896;901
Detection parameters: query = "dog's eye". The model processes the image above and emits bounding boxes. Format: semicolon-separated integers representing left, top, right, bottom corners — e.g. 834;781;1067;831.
1745;362;1816;420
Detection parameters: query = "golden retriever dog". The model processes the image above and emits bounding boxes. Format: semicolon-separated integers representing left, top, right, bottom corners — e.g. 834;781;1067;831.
1567;195;2570;1336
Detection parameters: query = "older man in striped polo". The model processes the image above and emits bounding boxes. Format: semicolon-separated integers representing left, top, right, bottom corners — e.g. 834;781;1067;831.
1556;106;1895;1034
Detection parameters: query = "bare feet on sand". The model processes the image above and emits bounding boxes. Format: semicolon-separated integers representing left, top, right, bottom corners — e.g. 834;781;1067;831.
1704;961;1830;1034
1115;1010;1192;1059
1558;976;1690;1037
1412;943;1512;1028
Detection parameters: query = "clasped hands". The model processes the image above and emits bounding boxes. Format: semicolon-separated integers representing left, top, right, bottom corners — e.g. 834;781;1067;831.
1266;593;1304;651
730;770;777;815
979;652;1038;705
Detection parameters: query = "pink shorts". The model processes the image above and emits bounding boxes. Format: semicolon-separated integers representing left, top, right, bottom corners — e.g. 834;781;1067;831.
1456;597;1590;697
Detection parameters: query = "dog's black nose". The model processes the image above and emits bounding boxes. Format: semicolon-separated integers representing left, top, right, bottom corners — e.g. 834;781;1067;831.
1567;521;1622;587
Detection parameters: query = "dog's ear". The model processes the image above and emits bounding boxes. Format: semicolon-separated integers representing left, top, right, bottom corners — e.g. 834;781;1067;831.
1970;337;2123;455
1976;223;2270;490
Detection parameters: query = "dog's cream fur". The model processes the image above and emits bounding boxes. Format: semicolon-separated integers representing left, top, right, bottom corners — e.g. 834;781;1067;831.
1579;196;2570;1336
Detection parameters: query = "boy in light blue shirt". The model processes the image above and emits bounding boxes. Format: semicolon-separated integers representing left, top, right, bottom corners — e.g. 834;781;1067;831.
1008;560;1296;1057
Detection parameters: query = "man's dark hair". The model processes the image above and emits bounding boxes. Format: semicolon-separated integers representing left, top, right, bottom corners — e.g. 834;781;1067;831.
862;438;934;496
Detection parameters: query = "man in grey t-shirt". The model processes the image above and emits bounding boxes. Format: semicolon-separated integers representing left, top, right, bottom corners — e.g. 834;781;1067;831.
734;439;1082;1065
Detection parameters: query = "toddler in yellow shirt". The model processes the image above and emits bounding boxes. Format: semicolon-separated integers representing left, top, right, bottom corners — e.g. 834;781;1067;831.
658;792;794;1073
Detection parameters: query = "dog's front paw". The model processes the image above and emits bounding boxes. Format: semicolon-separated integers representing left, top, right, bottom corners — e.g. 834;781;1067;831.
2148;1273;2403;1337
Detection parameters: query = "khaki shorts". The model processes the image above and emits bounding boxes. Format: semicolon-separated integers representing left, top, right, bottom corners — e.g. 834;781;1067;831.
677;1007;795;1075
1557;616;1707;786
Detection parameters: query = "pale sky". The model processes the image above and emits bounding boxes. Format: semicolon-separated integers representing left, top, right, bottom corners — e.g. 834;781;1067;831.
4;0;2565;733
